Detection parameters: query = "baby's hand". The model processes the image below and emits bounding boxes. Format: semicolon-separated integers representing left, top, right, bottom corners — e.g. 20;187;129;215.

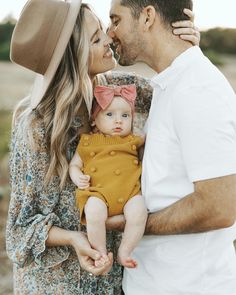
77;174;90;189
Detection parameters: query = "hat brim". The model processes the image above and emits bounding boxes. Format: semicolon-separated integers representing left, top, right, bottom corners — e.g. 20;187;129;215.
30;0;82;109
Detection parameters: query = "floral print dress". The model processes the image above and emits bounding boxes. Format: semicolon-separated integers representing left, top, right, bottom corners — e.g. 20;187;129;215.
6;72;152;295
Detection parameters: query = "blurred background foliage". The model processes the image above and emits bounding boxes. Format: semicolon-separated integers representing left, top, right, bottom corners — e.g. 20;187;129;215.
1;18;236;63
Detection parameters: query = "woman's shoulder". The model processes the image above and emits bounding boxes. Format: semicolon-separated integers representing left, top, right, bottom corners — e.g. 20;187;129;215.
11;110;47;151
104;70;150;86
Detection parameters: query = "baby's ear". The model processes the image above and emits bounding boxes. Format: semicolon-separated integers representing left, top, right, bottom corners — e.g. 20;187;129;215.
90;120;96;127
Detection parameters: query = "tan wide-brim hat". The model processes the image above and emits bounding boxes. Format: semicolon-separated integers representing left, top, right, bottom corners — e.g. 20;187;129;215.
10;0;82;109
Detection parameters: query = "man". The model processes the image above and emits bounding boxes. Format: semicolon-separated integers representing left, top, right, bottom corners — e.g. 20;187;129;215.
107;1;236;294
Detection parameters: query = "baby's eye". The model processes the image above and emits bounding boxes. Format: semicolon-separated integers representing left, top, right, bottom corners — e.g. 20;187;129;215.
122;113;129;118
106;112;112;117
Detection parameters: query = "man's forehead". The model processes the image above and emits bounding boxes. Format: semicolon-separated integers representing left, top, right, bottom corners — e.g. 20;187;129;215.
110;0;124;17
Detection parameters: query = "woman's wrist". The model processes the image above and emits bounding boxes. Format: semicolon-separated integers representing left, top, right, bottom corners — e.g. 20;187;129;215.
46;226;79;247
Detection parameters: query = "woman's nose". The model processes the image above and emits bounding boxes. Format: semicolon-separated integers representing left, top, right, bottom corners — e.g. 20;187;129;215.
104;33;113;46
107;23;115;39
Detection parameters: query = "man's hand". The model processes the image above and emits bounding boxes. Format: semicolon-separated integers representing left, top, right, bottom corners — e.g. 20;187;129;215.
106;214;126;232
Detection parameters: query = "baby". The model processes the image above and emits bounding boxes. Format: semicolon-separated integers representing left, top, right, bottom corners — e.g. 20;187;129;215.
69;84;147;268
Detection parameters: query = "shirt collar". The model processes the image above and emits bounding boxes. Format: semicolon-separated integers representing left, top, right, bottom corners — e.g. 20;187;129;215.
150;46;203;90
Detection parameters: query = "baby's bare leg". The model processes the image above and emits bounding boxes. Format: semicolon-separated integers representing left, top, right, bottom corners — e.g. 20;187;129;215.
118;195;147;268
85;197;108;266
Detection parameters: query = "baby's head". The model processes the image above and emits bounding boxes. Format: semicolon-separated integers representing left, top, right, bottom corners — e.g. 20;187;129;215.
91;84;136;137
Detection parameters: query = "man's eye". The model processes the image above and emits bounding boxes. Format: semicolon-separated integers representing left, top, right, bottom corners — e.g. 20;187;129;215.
113;19;119;26
106;112;112;116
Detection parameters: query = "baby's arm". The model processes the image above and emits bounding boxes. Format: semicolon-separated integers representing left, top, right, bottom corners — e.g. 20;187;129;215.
69;152;90;189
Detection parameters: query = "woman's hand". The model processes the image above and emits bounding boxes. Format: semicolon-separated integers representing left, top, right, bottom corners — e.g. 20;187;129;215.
70;231;113;275
172;8;200;46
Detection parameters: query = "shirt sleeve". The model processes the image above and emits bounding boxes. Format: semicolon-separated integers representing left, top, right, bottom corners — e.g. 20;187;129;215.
104;71;153;114
6;117;70;268
172;86;236;182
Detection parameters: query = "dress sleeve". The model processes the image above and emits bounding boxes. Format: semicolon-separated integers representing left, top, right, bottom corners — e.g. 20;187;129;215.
6;115;70;268
104;71;153;114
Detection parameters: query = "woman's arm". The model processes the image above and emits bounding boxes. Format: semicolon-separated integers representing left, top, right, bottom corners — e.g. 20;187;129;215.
46;226;113;275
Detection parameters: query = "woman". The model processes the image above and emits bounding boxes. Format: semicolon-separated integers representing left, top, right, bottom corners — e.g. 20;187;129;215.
6;0;200;294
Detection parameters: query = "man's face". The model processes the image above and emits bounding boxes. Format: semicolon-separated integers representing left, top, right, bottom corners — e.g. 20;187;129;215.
108;0;144;66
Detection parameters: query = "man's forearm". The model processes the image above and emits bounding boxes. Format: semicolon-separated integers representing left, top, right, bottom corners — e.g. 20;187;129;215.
145;191;234;235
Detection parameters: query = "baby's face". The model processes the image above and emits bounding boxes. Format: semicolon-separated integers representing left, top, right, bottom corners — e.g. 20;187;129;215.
94;96;133;137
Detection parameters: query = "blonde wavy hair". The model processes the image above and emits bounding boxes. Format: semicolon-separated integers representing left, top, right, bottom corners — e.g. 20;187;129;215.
13;4;106;190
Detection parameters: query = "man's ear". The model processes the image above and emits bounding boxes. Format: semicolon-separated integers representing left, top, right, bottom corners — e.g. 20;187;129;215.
142;6;156;31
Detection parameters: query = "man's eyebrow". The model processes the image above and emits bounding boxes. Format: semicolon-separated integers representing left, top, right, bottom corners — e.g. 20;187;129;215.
110;13;119;20
90;29;99;41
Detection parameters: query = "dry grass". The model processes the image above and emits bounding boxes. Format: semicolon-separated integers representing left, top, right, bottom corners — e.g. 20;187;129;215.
0;56;236;294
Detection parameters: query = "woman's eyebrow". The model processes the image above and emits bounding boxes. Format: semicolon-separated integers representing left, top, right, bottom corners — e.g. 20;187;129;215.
91;28;99;41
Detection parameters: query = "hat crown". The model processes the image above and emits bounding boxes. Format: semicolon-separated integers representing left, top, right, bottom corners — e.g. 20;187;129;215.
10;0;70;74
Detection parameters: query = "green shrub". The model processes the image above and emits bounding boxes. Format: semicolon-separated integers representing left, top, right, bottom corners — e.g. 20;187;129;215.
0;41;10;60
202;49;223;66
0;110;12;159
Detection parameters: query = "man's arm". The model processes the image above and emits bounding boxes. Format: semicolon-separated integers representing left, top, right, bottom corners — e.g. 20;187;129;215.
147;174;236;235
106;174;236;234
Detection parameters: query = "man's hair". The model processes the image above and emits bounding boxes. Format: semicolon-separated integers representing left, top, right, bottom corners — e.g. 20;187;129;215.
120;0;193;26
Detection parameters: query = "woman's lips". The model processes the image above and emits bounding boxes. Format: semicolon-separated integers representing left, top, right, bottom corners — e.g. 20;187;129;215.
103;48;113;58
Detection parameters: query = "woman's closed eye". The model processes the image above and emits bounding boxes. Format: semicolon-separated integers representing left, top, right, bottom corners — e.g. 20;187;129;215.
93;38;100;44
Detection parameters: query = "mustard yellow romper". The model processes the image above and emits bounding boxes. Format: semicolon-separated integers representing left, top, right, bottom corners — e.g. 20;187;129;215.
76;133;143;224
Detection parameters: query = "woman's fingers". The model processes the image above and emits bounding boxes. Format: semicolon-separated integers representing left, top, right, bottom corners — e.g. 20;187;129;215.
173;27;195;36
183;8;195;21
172;20;194;28
81;252;113;276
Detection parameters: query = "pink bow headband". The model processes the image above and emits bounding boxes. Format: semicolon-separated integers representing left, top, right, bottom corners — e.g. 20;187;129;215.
92;84;137;119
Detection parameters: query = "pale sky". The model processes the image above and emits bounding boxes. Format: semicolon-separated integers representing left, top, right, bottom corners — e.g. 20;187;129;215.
1;0;236;29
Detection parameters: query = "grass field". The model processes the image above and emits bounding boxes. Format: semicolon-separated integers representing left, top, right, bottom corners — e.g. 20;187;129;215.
1;56;236;294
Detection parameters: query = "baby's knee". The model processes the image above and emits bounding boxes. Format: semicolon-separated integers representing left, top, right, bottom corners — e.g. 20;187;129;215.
125;196;148;223
85;197;108;222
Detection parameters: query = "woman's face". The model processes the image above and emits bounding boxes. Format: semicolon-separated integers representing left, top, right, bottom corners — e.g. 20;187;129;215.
85;9;116;78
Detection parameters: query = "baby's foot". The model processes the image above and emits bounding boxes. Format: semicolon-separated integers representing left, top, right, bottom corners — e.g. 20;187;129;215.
95;254;109;267
118;251;137;268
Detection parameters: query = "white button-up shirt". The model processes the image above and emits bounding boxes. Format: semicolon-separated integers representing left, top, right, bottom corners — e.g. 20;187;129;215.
123;46;236;295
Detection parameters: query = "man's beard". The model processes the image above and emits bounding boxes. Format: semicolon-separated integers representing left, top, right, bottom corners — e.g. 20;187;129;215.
117;45;138;66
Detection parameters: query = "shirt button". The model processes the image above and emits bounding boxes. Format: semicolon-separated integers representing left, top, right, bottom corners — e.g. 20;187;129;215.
90;167;96;172
131;145;137;151
114;169;121;175
110;151;116;156
84;136;89;140
90;151;96;157
84;142;89;146
117;198;124;204
133;159;139;165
